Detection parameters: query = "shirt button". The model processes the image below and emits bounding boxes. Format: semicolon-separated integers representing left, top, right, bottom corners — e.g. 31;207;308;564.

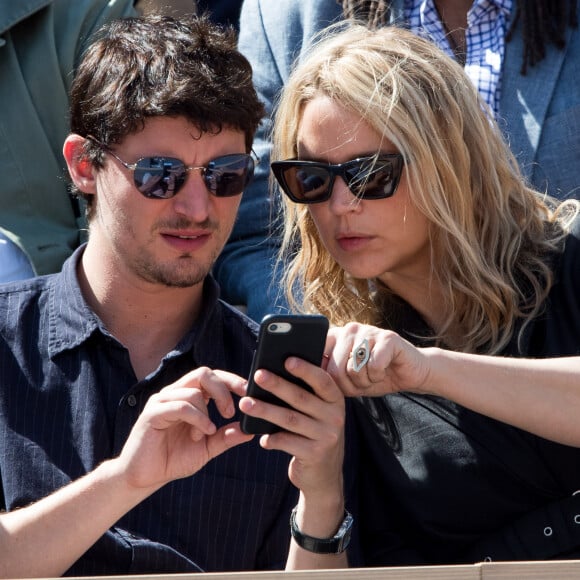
127;394;137;407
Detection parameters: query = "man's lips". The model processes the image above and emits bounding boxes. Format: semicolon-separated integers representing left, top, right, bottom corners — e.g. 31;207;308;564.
161;230;211;251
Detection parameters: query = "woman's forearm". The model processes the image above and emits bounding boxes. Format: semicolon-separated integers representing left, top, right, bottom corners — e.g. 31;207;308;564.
423;349;580;446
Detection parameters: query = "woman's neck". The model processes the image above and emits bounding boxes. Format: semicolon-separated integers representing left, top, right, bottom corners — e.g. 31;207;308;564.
378;272;448;335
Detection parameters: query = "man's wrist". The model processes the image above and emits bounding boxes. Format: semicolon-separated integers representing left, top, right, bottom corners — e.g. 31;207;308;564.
290;506;353;554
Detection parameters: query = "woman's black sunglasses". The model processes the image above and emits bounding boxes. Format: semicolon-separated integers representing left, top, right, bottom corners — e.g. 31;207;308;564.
87;136;257;199
271;154;404;204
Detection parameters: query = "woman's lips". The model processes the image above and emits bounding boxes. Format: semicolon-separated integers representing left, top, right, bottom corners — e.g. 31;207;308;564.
336;234;372;251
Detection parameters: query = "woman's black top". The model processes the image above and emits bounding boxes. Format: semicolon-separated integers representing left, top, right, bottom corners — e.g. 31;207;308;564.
353;218;580;565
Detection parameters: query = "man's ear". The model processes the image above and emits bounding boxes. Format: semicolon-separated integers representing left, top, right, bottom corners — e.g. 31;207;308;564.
63;134;97;194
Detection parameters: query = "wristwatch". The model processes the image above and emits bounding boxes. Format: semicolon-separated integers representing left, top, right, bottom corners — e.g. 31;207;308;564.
290;506;353;554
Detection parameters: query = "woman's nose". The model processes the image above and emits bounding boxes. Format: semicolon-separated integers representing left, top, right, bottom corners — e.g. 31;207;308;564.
327;177;361;214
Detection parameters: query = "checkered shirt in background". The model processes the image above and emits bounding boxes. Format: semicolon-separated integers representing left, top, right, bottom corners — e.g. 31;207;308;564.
406;0;513;117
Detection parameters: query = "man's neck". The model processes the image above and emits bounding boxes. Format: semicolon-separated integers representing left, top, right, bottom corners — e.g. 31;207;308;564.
77;252;203;381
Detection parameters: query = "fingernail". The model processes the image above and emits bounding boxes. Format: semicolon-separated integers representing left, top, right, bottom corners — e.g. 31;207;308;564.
286;357;297;369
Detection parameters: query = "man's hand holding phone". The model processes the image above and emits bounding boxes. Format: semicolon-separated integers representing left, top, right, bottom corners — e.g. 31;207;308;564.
240;317;345;552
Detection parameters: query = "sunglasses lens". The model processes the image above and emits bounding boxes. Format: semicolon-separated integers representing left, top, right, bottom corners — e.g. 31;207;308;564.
344;157;400;199
205;154;254;197
276;165;332;203
274;155;403;204
134;157;186;199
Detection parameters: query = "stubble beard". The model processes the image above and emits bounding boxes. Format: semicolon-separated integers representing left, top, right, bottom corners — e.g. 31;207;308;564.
134;250;217;288
137;216;224;288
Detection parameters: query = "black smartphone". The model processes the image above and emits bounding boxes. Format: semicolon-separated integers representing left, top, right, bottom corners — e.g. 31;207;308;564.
240;314;329;435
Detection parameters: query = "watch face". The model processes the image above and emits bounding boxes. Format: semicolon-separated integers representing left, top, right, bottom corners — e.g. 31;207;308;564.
337;512;354;551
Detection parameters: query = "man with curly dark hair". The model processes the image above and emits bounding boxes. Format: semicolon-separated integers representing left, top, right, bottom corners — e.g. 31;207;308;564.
0;13;352;577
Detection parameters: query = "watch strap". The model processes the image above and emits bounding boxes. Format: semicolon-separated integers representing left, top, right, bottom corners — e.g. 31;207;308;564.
290;506;353;554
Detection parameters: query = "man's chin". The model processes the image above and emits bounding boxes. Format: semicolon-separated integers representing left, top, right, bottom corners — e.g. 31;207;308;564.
142;265;209;288
162;276;205;289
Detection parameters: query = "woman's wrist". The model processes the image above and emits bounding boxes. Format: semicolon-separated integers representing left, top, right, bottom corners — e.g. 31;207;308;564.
416;346;450;396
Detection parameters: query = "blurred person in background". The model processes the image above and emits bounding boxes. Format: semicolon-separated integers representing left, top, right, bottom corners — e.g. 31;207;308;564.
0;0;137;282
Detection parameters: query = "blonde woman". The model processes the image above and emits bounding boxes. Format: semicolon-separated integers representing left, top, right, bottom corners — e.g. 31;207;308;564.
272;24;580;564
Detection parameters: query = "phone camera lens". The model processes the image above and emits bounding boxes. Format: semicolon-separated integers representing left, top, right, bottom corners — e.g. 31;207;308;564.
267;321;292;334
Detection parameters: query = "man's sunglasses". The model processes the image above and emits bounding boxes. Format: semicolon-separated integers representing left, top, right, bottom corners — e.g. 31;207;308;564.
271;154;404;204
87;136;257;199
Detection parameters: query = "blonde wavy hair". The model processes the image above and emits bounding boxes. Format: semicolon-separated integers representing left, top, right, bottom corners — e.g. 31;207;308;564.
273;24;579;354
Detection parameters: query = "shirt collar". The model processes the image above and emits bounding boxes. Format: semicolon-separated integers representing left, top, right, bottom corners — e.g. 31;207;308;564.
469;0;513;20
487;0;513;17
47;245;101;358
47;244;228;364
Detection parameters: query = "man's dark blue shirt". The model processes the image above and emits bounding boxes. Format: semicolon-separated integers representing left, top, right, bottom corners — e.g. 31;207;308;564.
0;247;297;575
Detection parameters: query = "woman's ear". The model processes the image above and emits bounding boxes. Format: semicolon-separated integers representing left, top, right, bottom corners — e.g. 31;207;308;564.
63;134;97;194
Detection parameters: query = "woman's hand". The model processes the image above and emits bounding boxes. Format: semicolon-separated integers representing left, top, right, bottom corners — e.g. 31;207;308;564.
328;324;580;447
325;322;433;397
